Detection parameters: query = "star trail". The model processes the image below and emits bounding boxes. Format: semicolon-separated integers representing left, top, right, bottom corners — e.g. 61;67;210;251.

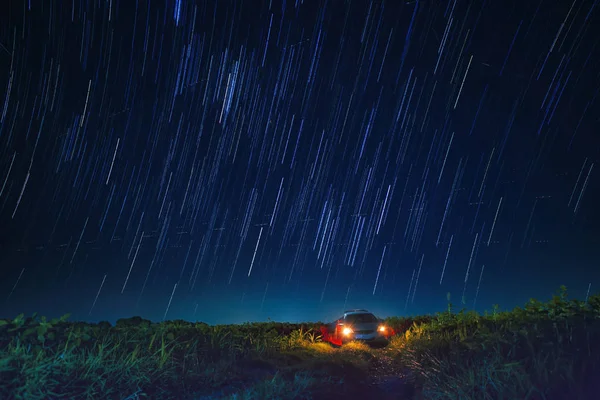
0;0;599;325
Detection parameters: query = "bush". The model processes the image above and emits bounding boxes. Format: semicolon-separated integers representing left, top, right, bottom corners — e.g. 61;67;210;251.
389;286;600;399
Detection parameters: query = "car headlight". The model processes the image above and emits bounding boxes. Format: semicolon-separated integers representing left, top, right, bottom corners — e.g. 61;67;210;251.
342;327;353;336
378;325;387;333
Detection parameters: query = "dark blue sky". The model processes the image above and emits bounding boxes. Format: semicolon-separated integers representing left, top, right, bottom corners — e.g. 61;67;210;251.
0;0;599;325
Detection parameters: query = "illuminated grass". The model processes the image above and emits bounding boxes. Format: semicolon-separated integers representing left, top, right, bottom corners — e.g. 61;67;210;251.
0;316;360;399
1;286;598;399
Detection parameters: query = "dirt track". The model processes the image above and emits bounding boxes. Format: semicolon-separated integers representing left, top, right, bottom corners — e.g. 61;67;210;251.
194;344;420;399
311;347;419;400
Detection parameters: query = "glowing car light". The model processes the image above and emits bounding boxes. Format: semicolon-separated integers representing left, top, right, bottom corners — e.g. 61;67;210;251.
342;327;353;336
378;325;387;332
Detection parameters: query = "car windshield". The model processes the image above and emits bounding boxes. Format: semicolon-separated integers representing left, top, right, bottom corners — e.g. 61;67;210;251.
344;313;378;324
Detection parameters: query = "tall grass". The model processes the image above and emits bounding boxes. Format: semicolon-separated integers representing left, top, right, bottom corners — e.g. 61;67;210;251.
0;316;328;399
2;286;598;399
385;286;600;399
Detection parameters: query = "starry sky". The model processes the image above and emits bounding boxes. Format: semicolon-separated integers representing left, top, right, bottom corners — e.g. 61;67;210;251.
0;0;599;325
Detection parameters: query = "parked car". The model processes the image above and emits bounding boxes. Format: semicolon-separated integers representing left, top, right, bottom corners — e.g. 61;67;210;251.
322;309;393;346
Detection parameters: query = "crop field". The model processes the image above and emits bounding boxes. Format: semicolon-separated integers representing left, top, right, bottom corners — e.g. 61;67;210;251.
1;286;600;400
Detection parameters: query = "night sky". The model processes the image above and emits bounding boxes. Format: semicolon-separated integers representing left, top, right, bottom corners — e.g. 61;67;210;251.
0;0;599;325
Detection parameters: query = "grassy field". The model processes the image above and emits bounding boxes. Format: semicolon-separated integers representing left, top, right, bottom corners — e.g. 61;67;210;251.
1;286;599;399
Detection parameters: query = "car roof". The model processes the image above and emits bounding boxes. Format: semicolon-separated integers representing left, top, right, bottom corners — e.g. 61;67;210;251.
343;309;369;313
343;309;373;317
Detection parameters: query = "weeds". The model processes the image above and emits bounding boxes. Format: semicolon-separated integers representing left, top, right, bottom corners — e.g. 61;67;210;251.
1;286;599;399
0;316;332;399
385;286;600;400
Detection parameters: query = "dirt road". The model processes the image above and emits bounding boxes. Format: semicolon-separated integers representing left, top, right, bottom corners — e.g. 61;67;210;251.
311;347;419;400
194;344;420;399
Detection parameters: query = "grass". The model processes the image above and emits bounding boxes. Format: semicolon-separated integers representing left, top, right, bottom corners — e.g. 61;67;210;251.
383;286;600;399
0;315;373;399
1;285;599;399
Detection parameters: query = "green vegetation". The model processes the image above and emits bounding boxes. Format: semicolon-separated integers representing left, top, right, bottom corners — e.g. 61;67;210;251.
1;286;599;399
0;314;369;399
384;286;600;399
